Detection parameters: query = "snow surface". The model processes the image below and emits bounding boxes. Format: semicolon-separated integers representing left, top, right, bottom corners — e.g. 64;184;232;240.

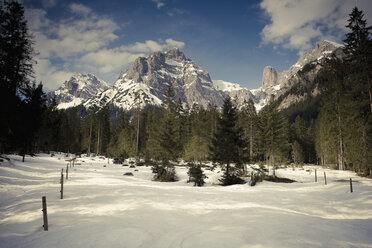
57;98;82;109
323;40;343;48
1;154;372;248
212;80;244;92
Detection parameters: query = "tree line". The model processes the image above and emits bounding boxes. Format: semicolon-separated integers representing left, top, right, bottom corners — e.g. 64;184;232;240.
1;2;371;180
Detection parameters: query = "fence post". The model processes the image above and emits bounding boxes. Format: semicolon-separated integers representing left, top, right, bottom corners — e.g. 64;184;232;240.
350;178;353;193
315;169;317;182
42;196;48;231
324;172;327;185
60;168;64;199
73;159;75;167
66;165;68;180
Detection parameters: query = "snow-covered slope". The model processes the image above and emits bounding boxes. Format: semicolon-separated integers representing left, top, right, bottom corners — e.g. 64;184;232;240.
48;73;109;109
212;80;256;108
1;154;372;248
251;40;344;110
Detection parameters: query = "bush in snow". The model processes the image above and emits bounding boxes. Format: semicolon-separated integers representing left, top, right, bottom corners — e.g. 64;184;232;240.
187;163;206;186
152;162;178;182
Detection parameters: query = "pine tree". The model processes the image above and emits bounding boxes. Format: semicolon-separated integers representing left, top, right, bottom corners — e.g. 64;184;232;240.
291;140;304;166
259;102;290;168
238;99;259;163
187;164;206;186
95;106;110;155
0;1;36;152
36;97;61;152
152;82;178;181
183;106;211;164
341;7;372;175
209;97;246;185
18;82;46;161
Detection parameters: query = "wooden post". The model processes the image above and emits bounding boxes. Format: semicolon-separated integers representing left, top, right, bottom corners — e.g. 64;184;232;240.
73;159;75;167
350;178;353;193
324;172;327;185
60;168;64;199
315;169;317;182
42;196;48;231
70;161;72;168
66;165;68;180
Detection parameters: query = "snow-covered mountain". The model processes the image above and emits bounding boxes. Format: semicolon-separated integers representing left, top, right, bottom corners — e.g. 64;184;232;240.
49;40;344;112
84;48;226;110
251;40;344;110
48;73;109;109
212;80;256;107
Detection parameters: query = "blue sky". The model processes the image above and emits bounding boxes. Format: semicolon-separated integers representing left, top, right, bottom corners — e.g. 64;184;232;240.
23;0;372;91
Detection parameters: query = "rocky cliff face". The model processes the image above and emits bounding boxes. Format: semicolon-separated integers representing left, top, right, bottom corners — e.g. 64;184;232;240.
262;66;279;89
84;48;226;110
251;40;344;110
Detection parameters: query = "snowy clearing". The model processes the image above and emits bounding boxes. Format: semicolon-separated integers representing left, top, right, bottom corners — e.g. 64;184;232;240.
1;154;372;248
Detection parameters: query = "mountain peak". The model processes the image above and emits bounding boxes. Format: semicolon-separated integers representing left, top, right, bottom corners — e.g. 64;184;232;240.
48;73;109;109
165;47;186;61
84;48;226;110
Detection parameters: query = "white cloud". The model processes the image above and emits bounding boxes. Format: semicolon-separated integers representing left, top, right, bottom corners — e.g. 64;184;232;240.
260;0;372;51
152;0;165;9
34;59;74;91
121;39;185;53
25;4;185;90
69;3;92;15
165;38;185;49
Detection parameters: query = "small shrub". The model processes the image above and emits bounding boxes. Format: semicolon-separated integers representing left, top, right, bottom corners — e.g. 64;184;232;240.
136;161;145;166
249;171;263;186
187;163;207;187
220;167;245;186
152;163;178;182
123;172;134;176
113;158;123;164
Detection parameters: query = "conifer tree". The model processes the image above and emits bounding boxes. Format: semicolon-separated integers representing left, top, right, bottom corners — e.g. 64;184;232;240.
19;82;46;161
238;99;259;163
187;164;206;186
341;7;372;174
0;1;36;152
209;97;246;185
152;82;178;181
259;102;290;168
183;106;211;163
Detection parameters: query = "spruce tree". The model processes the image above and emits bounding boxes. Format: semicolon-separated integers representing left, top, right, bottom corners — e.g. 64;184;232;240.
342;7;372;175
259;102;290;168
187;163;206;186
238;99;259;163
209;97;246;185
0;1;36;152
152;82;178;181
19;82;46;160
183;106;211;164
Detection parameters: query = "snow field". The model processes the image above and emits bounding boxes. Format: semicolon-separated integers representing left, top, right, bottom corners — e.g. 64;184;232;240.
0;154;372;248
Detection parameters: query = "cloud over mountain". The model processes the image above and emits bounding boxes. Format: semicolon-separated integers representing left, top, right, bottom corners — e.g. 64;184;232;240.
260;0;372;51
25;3;185;91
